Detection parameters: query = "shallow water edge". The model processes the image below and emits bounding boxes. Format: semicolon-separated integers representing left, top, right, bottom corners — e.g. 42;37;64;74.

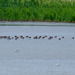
0;21;75;26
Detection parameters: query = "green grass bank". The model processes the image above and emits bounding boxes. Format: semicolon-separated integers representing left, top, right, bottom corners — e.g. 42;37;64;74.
0;0;75;22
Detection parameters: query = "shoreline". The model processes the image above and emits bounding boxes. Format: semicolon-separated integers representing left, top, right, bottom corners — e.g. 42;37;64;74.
0;21;75;26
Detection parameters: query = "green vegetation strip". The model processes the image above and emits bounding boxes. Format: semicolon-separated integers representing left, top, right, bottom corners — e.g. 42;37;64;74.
0;0;75;22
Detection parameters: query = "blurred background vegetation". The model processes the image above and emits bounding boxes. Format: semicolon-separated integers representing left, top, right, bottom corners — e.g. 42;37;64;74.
0;0;75;22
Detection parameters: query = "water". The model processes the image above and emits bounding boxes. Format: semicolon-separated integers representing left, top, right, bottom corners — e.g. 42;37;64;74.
0;26;75;75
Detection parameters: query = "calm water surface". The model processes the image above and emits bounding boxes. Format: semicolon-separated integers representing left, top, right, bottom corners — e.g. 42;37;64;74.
0;26;75;59
0;26;75;75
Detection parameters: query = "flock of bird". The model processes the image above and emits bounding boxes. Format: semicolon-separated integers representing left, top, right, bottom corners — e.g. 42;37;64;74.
0;35;74;40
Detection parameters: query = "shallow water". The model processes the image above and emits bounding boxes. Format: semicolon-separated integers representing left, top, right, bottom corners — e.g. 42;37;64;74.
0;26;75;75
0;59;75;75
0;26;75;59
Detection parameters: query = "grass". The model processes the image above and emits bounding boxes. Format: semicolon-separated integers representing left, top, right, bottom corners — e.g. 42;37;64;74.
0;0;75;22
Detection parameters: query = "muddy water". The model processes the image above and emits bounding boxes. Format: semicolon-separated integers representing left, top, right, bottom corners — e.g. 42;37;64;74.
0;26;75;75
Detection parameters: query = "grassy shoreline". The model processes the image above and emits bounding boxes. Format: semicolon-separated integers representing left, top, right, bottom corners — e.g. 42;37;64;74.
0;0;75;22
